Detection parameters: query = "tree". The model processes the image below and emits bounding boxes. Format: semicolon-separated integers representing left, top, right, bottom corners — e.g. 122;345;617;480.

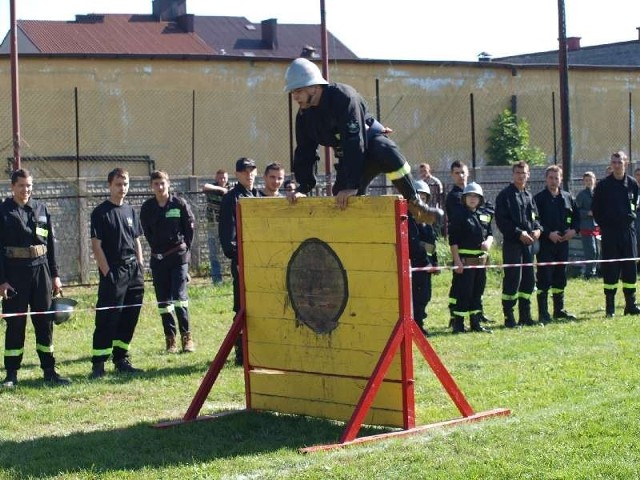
486;108;546;166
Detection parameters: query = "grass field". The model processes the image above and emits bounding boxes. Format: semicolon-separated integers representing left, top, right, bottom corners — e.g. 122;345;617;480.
0;267;639;479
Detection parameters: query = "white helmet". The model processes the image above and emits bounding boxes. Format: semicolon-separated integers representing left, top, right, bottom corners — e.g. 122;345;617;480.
462;182;484;205
414;180;431;196
284;58;328;93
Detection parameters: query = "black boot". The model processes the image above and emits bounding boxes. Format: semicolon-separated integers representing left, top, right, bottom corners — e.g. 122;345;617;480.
605;292;616;318
406;198;444;225
114;358;144;374
537;292;552;325
504;309;517;328
470;314;492;333
553;293;576;320
43;367;71;386
451;315;465;334
89;361;106;379
2;369;18;388
623;291;640;315
518;299;535;326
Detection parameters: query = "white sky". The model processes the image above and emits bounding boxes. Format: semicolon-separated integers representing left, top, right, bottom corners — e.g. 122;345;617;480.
1;0;639;61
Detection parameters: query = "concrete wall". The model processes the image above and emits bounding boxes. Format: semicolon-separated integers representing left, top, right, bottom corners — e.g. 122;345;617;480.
1;57;639;178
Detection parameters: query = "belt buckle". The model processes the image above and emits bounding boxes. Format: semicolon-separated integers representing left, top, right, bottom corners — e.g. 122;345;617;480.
154;253;163;260
29;246;38;257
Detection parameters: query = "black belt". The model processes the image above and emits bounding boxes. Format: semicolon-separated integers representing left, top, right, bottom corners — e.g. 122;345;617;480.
152;243;186;260
112;256;137;266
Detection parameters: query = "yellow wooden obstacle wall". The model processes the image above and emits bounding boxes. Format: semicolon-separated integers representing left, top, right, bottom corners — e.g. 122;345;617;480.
240;195;406;427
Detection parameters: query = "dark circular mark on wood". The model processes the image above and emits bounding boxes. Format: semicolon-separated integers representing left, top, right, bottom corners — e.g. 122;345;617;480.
286;238;348;334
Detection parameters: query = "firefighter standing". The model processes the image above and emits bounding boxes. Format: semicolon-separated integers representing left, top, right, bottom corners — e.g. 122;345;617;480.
533;165;579;323
495;161;542;327
140;171;196;354
219;157;259;365
591;151;640;317
283;58;442;224
89;168;145;378
449;182;493;334
0;169;70;387
409;181;438;336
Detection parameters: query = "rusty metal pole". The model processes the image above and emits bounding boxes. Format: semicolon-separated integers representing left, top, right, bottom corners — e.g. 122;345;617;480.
320;0;332;195
10;0;22;170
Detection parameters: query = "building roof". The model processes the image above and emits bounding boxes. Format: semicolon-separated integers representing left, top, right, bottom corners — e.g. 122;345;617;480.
2;15;215;56
493;38;640;67
193;16;356;59
0;13;357;60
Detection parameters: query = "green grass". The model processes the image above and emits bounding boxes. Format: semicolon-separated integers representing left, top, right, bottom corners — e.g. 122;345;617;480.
0;270;639;479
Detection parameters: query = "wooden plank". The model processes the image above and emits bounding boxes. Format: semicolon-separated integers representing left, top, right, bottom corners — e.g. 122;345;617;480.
249;370;402;410
250;393;404;427
244;268;399;299
244;292;399;326
239;195;401;221
242;216;397;244
243;242;398;273
245;342;403;379
246;317;397;351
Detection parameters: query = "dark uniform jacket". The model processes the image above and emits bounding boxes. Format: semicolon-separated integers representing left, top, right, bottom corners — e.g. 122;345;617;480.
495;184;542;243
219;183;257;260
533;189;579;242
140;194;195;268
445;185;465;221
408;216;438;268
448;207;493;256
293;82;380;194
0;197;59;285
575;187;598;231
592;174;639;232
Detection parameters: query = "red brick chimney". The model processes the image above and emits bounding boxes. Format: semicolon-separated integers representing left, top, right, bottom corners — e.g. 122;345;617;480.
567;36;581;51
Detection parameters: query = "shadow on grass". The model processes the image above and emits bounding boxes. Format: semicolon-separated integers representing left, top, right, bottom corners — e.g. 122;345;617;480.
0;410;391;477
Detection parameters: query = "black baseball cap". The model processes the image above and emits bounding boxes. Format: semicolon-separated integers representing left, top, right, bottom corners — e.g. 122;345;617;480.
235;157;257;171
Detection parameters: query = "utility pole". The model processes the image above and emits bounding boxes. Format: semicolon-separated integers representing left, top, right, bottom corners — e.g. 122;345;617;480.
557;0;572;190
10;0;22;170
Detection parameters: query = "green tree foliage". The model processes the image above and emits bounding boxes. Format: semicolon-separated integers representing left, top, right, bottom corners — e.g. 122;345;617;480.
486;108;546;166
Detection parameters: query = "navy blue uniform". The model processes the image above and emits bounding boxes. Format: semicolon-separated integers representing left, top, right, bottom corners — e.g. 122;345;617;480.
141;194;195;338
408;216;437;334
495;183;542;325
533;189;579;295
592;174;639;313
293;82;416;200
0;198;59;372
449;207;493;330
90;201;144;365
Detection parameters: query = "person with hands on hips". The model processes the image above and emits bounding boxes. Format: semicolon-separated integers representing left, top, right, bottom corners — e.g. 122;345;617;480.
0;168;70;388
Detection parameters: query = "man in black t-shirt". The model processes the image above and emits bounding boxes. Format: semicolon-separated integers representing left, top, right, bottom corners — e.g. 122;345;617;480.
89;168;145;379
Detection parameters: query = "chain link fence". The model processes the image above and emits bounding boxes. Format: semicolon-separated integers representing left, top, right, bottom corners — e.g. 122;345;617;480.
1;82;639;283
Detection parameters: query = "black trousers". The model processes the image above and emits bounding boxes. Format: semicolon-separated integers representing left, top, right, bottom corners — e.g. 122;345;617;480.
151;262;190;336
600;227;637;292
332;134;415;200
502;240;535;310
411;270;432;327
92;260;144;364
536;240;569;293
451;267;486;317
3;263;54;370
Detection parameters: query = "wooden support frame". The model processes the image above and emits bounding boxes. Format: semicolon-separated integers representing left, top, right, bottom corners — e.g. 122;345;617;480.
154;197;510;450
